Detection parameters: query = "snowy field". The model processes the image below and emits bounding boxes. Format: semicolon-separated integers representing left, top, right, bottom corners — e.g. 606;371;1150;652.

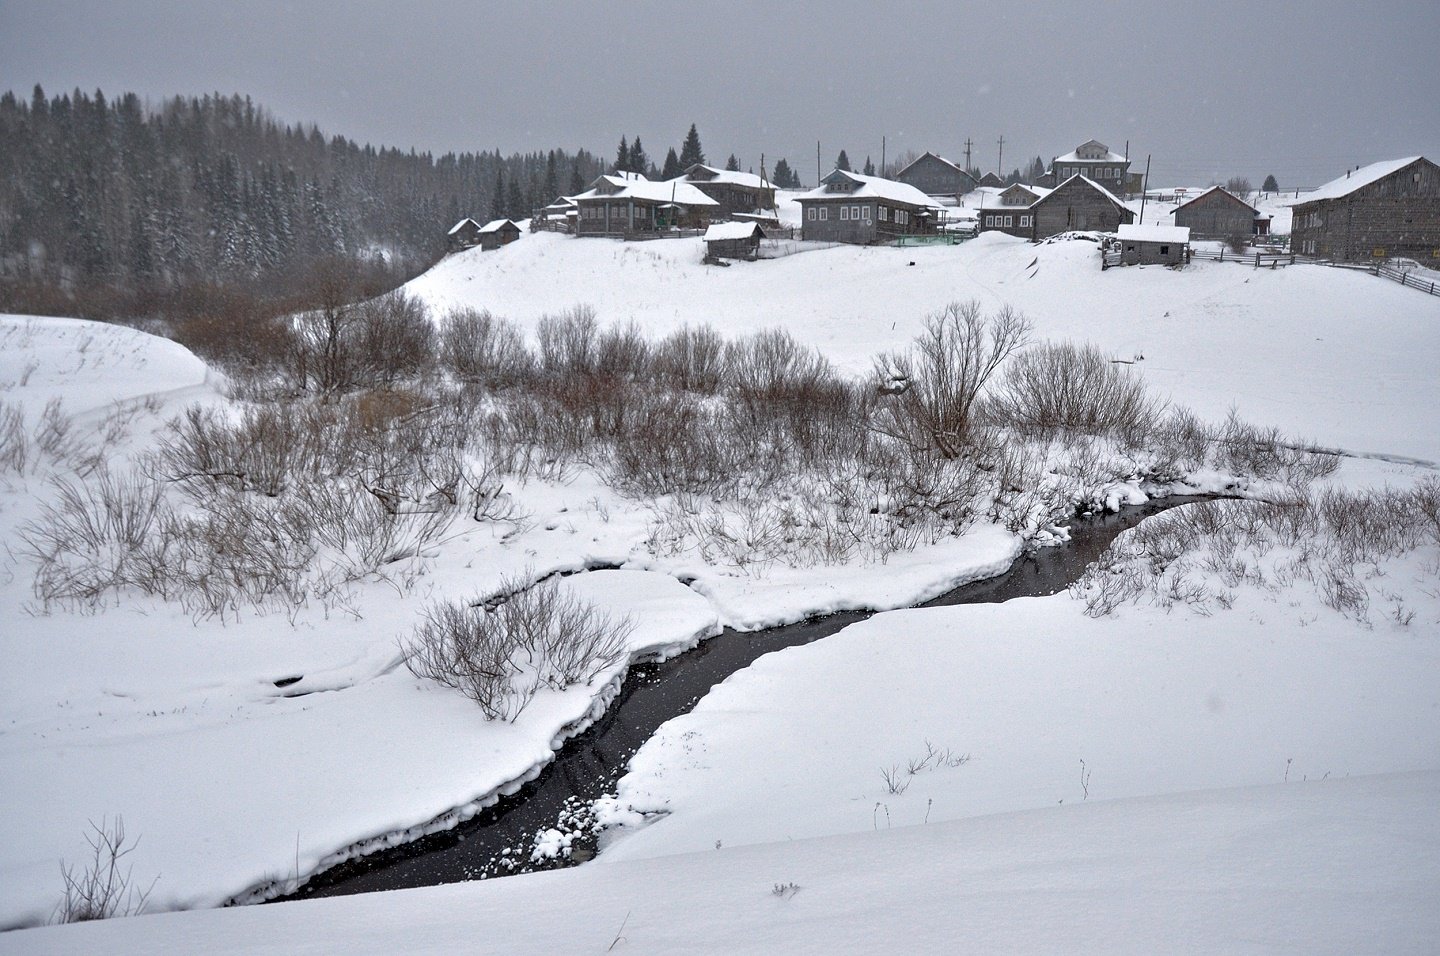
406;228;1440;463
2;219;1439;950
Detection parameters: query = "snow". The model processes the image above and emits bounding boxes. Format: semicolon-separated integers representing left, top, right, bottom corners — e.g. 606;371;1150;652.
702;221;763;241
404;229;1440;465
3;205;1440;948
1053;142;1128;164
445;218;478;236
574;174;719;207
1299;156;1425;203
679;164;772;189
1117;223;1190;244
5;772;1436;954
476;218;516;234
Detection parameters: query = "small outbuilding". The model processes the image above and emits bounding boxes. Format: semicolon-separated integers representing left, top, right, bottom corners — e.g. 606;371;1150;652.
703;221;765;262
447;217;482;251
1116;223;1190;266
477;219;522;250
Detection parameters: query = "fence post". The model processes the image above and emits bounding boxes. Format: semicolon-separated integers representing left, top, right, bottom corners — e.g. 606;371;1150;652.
1254;252;1260;269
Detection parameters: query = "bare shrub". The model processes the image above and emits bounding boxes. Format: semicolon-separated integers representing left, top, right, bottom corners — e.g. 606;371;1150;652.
0;399;29;472
439;308;532;388
536;306;600;378
355;290;436;386
403;578;634;721
609;393;731;498
990;341;1163;437
54;817;156;924
595;321;653;383
872;301;1031;459
654;323;725;393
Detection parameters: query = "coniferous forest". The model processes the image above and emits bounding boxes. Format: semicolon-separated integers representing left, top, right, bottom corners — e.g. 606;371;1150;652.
0;86;605;320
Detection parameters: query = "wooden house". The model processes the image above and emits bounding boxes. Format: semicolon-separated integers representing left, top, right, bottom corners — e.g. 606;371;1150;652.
978;183;1049;239
1290;156;1440;262
1031;175;1135;239
537;197;578;233
796;169;947;244
572;173;719;237
477;219;522;250
446;218;482;251
703;221;765;261
1115;223;1189;265
894;152;980;197
677;164;776;218
1172;186;1267;240
975;172;1005;189
1039;140;1139;196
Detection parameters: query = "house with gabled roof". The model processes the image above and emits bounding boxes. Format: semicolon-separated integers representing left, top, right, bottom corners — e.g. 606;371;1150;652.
446;217;482;251
1290;156;1440;262
1040;139;1139;196
894;152;980;197
675;164;776;218
1031;174;1135;239
796;169;947;243
975;172;1005;189
572;172;720;237
1172;186;1269;239
978;183;1050;239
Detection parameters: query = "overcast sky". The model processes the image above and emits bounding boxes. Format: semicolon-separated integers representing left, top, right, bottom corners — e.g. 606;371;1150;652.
3;0;1437;189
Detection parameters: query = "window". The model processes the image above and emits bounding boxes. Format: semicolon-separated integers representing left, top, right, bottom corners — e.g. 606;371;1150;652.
820;207;828;220
1003;215;1012;227
807;208;815;221
1020;215;1031;227
841;206;850;220
879;206;889;221
985;215;995;226
862;206;871;220
1159;245;1169;255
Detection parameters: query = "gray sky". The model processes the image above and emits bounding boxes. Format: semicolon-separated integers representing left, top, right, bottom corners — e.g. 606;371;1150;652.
3;0;1437;189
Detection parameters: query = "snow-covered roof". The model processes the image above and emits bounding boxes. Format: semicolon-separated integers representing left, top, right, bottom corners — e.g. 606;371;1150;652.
478;218;519;234
1053;141;1127;164
895;152;975;180
703;221;764;241
680;165;773;190
1172;186;1258;215
447;218;480;235
1301;157;1425;203
979;183;1052;208
575;174;719;206
798;170;947;209
1038;174;1130;210
1118;223;1190;244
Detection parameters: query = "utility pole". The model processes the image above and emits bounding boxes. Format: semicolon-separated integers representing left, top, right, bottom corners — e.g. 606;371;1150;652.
996;135;1005;178
816;140;821;186
881;135;886;177
963;137;973;173
1138;154;1152;223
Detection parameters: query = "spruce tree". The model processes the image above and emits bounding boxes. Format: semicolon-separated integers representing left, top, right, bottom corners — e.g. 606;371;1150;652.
773;158;796;188
506;177;526;220
629;136;649;176
544;150;559;201
725;154;740;171
1262;173;1279;193
616;135;630;174
836;150;851;172
491;167;506;219
569;166;586;194
661;147;681;180
679;123;705;168
863;156;875;176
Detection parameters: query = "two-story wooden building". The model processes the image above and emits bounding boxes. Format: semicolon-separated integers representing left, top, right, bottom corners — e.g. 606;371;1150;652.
676;164;777;218
1290;156;1440;262
573;173;719;237
1171;186;1268;240
1039;140;1139;196
797;169;946;243
894;152;980;197
1031;175;1135;238
978;183;1050;238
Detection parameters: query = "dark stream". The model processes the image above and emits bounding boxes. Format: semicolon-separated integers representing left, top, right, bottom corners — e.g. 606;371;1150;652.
271;496;1197;904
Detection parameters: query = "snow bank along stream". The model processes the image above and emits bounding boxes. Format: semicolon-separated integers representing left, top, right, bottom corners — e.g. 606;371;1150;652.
272;496;1204;902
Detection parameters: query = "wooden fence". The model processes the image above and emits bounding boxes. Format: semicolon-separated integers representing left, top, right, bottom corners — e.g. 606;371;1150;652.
1189;247;1296;269
1373;263;1440;297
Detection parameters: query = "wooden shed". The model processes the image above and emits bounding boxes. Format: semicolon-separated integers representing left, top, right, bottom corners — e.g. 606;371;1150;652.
703;221;765;261
447;218;482;251
477;219;522;250
1116;223;1190;266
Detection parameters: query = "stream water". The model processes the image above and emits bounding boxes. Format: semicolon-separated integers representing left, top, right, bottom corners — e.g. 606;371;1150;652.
273;496;1196;903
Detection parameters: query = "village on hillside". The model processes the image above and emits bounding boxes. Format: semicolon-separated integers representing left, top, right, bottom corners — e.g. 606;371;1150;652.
447;137;1440;294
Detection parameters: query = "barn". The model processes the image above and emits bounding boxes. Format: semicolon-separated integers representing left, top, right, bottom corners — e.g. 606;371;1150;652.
1290;156;1440;262
446;218;482;252
703;221;765;261
477;219;522;250
894;152;979;197
1172;186;1266;240
1030;175;1135;239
